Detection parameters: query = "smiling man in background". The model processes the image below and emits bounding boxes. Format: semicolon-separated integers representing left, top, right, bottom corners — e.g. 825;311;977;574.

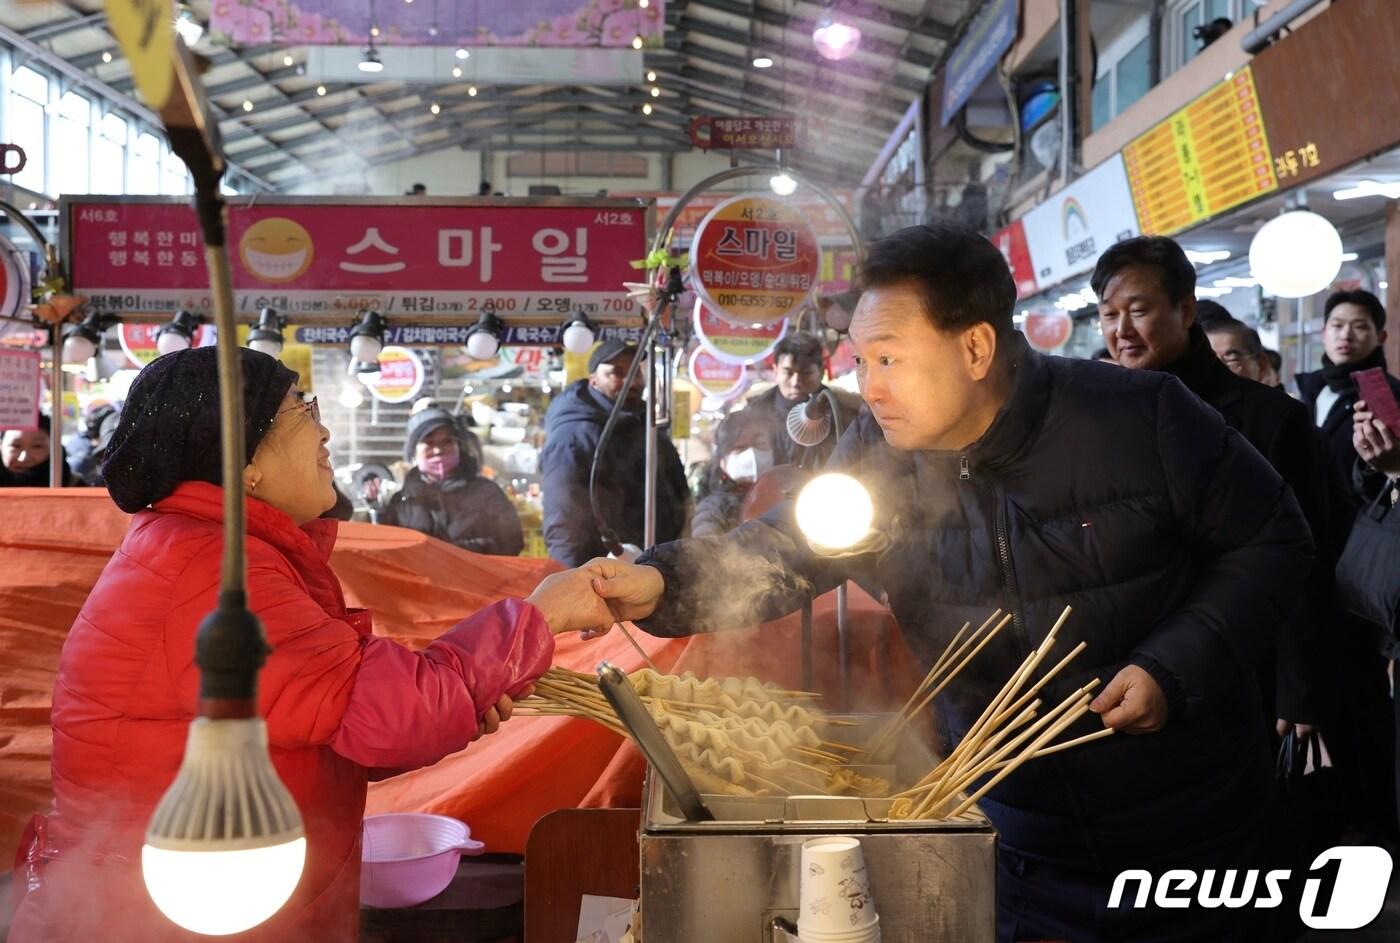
587;223;1314;941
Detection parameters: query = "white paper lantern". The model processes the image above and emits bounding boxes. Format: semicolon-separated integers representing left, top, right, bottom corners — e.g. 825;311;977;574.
1249;211;1344;298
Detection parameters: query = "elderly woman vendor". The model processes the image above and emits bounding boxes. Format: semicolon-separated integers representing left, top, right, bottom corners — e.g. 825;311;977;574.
9;348;612;943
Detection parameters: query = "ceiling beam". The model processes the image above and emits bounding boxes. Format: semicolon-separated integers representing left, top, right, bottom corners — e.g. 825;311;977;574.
21;9;107;42
674;41;916;115
680;3;936;69
693;0;952;42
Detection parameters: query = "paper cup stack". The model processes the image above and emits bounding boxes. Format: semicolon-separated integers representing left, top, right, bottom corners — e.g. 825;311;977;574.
797;837;881;943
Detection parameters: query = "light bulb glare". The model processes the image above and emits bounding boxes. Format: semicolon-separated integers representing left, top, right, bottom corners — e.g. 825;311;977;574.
349;334;383;363
455;47;470;60
752;55;774;69
143;839;306;936
769;172;797;196
796;473;874;550
1248;210;1344;298
316;84;327;95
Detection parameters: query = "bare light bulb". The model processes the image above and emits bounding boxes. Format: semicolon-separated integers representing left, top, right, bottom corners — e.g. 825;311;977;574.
143;719;305;936
796;473;874;550
316;84;327;95
562;322;596;354
101;50;113;63
455;47;470;60
769;172;797;196
642;103;653;115
451;66;463;78
468;85;478;96
349;334;383;363
282;54;294;67
430;102;441;115
62;334;97;364
157;332;192;355
631;33;644;50
650;86;660;97
1249;210;1344;298
646;70;657;82
752;55;774;68
466;330;499;360
242;99;254;112
812;19;861;61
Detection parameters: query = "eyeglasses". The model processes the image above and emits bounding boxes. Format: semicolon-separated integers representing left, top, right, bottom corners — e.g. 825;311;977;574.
277;392;320;424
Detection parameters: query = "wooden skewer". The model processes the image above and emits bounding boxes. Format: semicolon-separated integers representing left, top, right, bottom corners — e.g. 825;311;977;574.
616;623;659;672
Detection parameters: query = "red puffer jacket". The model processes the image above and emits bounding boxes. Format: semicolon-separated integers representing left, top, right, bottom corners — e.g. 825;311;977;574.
9;481;553;943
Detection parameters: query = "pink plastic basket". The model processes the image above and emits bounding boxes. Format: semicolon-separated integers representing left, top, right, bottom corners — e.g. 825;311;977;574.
360;813;486;909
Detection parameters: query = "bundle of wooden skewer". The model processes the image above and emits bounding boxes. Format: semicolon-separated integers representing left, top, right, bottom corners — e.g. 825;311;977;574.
874;605;1116;821
517;666;887;797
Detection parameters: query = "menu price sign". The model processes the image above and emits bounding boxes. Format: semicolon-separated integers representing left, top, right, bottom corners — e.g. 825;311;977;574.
1124;68;1278;236
693;300;788;365
0;349;40;431
689;194;821;327
64;197;648;322
687;346;747;401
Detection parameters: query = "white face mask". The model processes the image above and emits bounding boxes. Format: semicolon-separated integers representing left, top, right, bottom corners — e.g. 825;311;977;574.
722;447;774;483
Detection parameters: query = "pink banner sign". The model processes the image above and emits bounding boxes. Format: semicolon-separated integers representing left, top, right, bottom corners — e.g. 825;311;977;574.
0;349;40;431
65;198;647;322
210;0;664;48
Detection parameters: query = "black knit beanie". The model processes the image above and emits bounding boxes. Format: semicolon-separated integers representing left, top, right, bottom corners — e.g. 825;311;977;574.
402;407;458;461
101;347;298;513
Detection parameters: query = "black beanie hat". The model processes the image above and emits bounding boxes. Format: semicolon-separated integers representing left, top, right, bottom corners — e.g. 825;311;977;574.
403;407;457;461
101;347;299;513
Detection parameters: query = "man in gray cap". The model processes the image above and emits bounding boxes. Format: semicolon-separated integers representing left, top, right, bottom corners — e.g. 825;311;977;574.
539;340;689;566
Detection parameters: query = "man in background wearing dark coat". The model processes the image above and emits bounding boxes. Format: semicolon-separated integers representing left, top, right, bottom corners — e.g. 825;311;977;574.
540;340;688;566
1091;236;1329;746
584;224;1314;942
380;407;524;555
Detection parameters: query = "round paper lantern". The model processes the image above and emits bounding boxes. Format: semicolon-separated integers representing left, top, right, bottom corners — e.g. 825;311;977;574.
1249;211;1344;298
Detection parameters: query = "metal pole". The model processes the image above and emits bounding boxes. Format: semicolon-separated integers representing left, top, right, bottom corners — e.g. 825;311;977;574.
801;600;814;693
836;583;850;711
643;334;658;549
1057;0;1076;187
49;324;64;487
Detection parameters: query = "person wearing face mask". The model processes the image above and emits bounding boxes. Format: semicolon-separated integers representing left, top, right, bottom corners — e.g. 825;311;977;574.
1;416;77;487
540;340;689;566
692;412;775;538
380;407;524;556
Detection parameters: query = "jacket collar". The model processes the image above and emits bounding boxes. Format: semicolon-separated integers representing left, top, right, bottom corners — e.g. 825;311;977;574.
965;332;1051;473
1161;324;1236;404
152;481;345;610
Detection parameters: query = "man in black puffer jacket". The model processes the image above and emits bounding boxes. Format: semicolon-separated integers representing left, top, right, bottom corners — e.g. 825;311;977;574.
381;408;523;555
540;340;689;566
584;224;1314;942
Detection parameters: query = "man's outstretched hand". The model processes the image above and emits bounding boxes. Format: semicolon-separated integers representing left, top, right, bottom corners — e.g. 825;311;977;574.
581;558;666;637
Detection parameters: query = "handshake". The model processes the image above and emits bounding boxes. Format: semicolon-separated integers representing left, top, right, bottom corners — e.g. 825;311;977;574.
524;558;668;636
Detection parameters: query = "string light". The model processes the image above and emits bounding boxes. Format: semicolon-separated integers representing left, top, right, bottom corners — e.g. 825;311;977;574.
642;103;653;115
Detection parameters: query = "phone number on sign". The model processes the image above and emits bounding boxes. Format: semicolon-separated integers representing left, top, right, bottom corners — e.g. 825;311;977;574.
713;293;797;311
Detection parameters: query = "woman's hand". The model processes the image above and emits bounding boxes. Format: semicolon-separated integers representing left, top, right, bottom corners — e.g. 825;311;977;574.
526;568;618;635
1354;400;1400;477
474;684;534;740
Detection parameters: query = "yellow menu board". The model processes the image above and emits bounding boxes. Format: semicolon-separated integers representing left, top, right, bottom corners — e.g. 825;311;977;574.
1124;67;1278;236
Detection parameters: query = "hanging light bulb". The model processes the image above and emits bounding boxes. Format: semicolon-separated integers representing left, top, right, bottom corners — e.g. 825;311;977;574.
242;99;254;112
812;18;861;61
642;102;653;115
246;307;286;357
316;84;327;96
349;310;387;364
430;102;441;115
631;33;645;50
101;50;113;63
359;45;385;73
156;310;205;356
451;65;463;78
61;310;116;364
796;473;874;550
282;53;294;67
769;172;798;196
646;70;657;82
468;85;478;96
752;55;774;69
650;86;660;97
370;24;381;37
465;310;504;360
455;47;470;60
1249;210;1344;298
559;312;597;354
639;0;649;7
428;22;440;37
173;1;204;45
502;382;513;393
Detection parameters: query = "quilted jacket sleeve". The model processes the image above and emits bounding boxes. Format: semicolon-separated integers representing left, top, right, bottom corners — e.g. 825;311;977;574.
167;561;554;770
1130;378;1315;719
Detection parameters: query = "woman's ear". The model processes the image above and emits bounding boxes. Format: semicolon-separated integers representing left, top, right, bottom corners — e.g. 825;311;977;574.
243;463;261;495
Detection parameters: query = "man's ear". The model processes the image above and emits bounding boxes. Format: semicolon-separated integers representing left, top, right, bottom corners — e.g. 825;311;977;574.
963;323;999;382
1180;296;1197;331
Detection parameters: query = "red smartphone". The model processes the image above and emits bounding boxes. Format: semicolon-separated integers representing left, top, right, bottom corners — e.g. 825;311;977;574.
1354;367;1400;438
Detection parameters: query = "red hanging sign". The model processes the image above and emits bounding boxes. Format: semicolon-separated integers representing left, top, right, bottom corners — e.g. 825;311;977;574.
689;194;821;327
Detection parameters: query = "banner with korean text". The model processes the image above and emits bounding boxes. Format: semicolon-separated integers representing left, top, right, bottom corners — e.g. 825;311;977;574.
62;197;649;325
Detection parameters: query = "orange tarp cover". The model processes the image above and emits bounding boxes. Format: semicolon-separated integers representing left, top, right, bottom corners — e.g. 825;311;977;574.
0;489;919;864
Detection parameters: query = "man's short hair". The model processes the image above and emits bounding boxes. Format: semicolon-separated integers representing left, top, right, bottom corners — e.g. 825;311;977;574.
1201;316;1265;357
1193;299;1234;326
1324;288;1386;331
772;333;825;372
1265;349;1282;372
1089;236;1197;306
860;223;1016;336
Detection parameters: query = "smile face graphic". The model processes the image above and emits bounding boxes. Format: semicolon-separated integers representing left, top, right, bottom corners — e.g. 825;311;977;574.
240;217;314;282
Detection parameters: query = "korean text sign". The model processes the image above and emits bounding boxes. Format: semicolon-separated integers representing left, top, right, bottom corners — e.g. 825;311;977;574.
689;194;821;327
0;349;40;431
64;197;648;322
